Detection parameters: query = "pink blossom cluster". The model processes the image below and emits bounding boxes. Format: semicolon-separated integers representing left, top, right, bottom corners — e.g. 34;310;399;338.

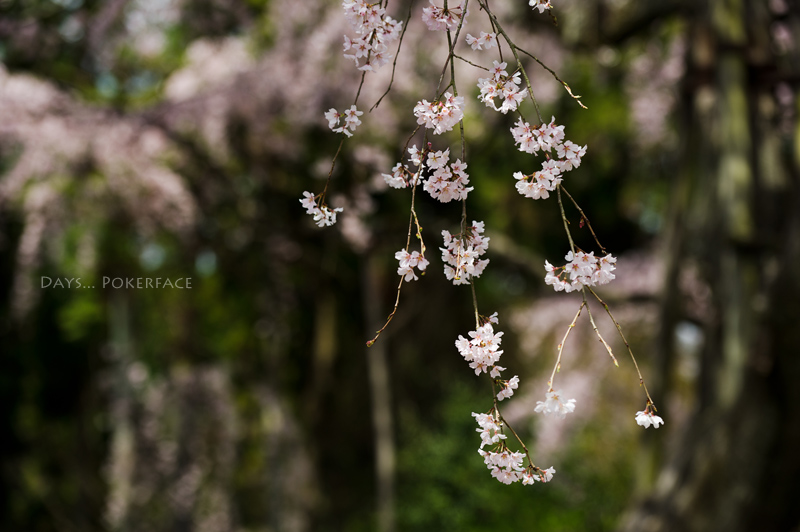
413;92;465;135
478;449;527;484
441;220;490;285
465;31;497;51
512;159;562;199
324;105;363;137
479;449;555;484
544;250;616;293
556;140;587;171
534;389;577;419
472;412;507;448
455;320;504;376
471;414;556;485
509;117;586;200
477;61;528;114
382;163;412;189
395;249;429;281
299;191;343;227
421;0;468;31
511;116;572;156
529;0;554;14
342;0;403;71
496;375;519;401
422;148;473;202
381;145;428;189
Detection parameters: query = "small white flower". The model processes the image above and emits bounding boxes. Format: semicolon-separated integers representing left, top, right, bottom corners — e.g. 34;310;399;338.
395;249;429;282
529;0;553;14
635;410;664;429
540;466;555;482
300;192;342;227
534;390;576;419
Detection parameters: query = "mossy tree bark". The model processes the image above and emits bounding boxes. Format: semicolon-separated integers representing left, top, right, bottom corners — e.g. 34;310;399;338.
621;1;800;531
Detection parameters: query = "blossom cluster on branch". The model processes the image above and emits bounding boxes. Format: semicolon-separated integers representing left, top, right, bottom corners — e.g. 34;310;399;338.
299;191;342;227
342;0;403;71
441;220;489;285
307;0;664;488
545;250;616;292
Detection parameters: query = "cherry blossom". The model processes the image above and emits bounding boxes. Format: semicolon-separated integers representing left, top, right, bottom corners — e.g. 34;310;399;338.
556;140;587;171
534;389;577;419
299;191;343;227
413;92;465;135
477;61;528;114
324;105;363;137
422;149;473;202
342;0;403;71
465;31;497;51
635;409;665;429
441;220;490;285
496;375;520;401
510;116;569;155
544;251;616;292
382;162;421;189
422;0;468;31
529;0;553;14
455;321;504;376
395;249;430;281
472;412;506;448
513;159;563;200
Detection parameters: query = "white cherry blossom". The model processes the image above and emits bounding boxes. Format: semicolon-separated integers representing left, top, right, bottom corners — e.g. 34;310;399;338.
299;191;343;227
441;220;489;285
395;249;429;282
529;0;553;14
534;389;577;419
465;31;497;50
422;0;468;31
635;410;664;429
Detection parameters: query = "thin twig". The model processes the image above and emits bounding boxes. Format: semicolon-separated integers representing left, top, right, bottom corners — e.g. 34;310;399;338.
371;1;414;111
560;185;607;254
478;0;543;123
367;275;405;347
354;71;367;105
368;165;425;347
556;185;576;254
586;286;655;407
548;301;585;391
583;295;618;367
470;278;480;329
453;54;490;70
516;46;587;109
320;138;346;203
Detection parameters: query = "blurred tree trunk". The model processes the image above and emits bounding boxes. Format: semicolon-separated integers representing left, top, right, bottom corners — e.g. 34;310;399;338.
621;1;800;531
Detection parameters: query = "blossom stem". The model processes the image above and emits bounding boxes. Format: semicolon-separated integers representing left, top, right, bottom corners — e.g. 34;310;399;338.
556;185;576;255
368;161;424;347
478;0;543;124
354;71;367;105
497;413;537;470
586;286;655;407
583;294;619;367
515;46;587;109
453;54;490;71
548;300;585;391
483;0;504;63
321;138;346;203
470;278;480;329
370;1;414;112
559;185;606;254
